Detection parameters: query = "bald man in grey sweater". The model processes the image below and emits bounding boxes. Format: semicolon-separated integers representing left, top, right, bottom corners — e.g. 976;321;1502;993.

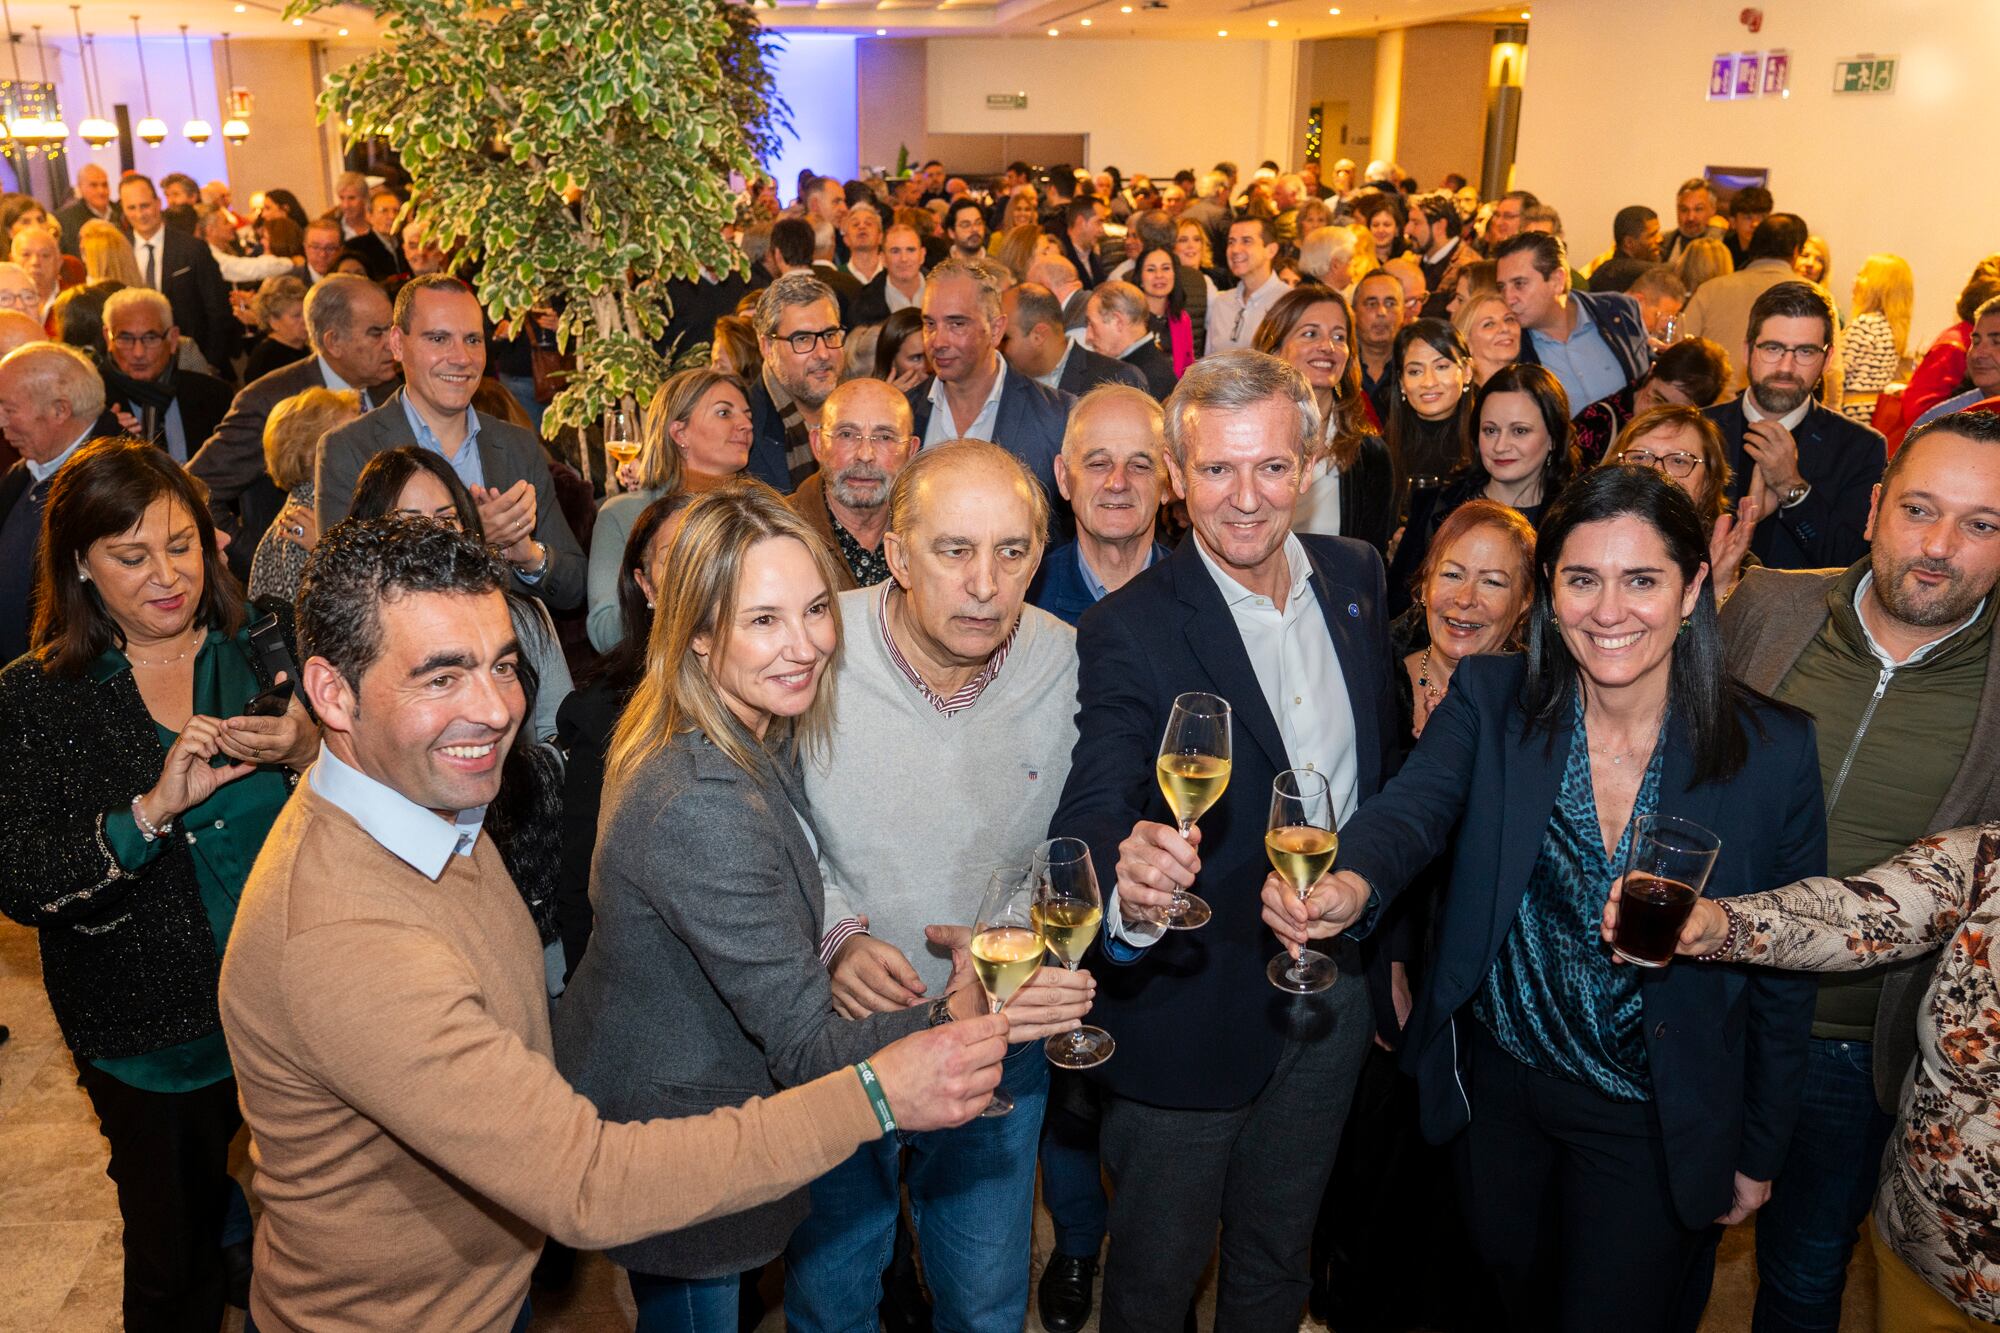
789;440;1087;1333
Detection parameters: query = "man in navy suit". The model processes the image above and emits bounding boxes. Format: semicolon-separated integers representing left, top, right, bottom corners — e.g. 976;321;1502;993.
999;283;1144;403
1030;385;1169;627
747;271;845;493
1706;280;1887;570
905;256;1072;508
1051;350;1394;1332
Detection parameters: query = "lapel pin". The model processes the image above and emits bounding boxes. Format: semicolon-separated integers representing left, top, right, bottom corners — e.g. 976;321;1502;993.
1347;602;1360;617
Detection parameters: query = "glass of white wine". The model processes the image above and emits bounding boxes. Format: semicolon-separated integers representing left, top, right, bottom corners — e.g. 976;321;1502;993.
1154;692;1232;930
1032;837;1113;1070
969;865;1046;1117
1266;767;1339;993
604;407;639;488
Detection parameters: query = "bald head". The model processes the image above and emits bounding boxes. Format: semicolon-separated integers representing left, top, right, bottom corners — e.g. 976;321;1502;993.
76;163;111;212
1059;384;1167;544
0;341;105;461
0;309;47;359
813;377;917;514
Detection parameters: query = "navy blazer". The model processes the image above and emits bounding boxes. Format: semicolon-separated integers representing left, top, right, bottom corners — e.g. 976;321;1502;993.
905;365;1073;506
1029;540;1169;627
1706;396;1886;571
1335;654;1825;1228
1056;345;1147;399
746;375;803;494
1051;534;1398;1109
1515;289;1654;394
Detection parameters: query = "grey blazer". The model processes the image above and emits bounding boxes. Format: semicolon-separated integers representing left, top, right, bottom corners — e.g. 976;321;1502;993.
314;390;585;611
551;726;928;1277
1721;563;2000;1110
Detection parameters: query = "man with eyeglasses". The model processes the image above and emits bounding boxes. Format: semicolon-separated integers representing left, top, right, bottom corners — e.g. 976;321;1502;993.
1706;280;1886;570
0;262;40;324
788;377;917;590
1680;212;1844;408
1205;218;1293;356
749;270;843;493
93;287;233;465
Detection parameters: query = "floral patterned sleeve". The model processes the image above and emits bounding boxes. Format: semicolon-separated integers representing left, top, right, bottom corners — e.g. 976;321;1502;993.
1717;826;1996;971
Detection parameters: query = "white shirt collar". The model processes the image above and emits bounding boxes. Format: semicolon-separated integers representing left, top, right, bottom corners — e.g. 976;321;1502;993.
24;426;93;484
1034;343;1074;392
317;356;354;394
1192;528;1313;609
1853;570;1989;668
1741;386;1813;432
928;356;1007;430
1119;332;1155;358
310;745;485;881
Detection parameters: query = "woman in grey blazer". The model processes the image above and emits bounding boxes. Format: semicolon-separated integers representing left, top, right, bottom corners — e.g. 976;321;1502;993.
552;481;1086;1331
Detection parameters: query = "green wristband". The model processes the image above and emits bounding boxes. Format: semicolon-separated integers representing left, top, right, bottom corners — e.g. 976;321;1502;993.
854;1060;897;1135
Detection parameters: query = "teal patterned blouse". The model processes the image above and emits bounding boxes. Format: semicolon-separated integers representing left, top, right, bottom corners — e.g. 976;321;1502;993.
1474;694;1664;1103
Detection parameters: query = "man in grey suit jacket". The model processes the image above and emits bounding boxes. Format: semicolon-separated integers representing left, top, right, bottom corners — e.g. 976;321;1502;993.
188;275;399;579
316;275;584;610
1717;407;2000;1328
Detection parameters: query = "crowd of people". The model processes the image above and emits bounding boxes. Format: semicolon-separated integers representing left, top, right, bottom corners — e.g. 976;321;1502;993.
0;149;1996;1333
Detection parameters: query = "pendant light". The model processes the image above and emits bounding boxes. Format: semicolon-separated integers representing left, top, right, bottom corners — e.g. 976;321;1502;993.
219;32;247;143
1;0;47;143
31;26;65;141
177;25;209;145
130;15;166;144
71;9;115;147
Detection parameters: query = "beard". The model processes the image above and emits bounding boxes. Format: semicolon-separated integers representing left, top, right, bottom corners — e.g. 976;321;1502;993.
1870;548;1984;629
830;463;891;510
1749;373;1813;416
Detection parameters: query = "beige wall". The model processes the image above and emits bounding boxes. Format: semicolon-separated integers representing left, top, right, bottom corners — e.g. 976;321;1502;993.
1303;37;1376;164
1393;24;1492;189
211;39;345;216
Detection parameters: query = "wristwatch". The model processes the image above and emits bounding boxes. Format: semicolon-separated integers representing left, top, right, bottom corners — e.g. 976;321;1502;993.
1781;482;1812;509
926;996;956;1027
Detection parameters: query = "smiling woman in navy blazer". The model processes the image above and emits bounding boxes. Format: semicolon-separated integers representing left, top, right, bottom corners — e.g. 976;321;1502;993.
1267;465;1826;1333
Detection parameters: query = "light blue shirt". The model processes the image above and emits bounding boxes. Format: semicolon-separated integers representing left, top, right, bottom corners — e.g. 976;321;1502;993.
309;745;485;881
316;357;376;412
1910;386;1989;432
23;427;92;483
1529;297;1629;416
400;393;486;492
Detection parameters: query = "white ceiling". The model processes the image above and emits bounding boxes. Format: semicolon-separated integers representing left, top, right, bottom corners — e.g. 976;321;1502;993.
760;0;1527;41
0;0;376;44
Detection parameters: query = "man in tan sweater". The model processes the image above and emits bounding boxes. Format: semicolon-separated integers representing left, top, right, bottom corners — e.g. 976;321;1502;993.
219;519;1007;1333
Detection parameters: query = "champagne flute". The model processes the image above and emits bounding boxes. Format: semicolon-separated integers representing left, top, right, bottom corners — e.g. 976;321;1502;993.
968;865;1045;1117
1266;767;1339;993
1032;837;1114;1070
1154;692;1232;929
604;407;639;489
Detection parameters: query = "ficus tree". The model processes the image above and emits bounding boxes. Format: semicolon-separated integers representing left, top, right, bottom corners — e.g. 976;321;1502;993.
293;0;789;442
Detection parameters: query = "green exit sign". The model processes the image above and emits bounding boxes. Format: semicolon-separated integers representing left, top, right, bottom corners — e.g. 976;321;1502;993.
1833;56;1896;94
986;93;1028;109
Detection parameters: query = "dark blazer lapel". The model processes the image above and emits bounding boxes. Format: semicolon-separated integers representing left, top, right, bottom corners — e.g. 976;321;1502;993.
1655;709;1726;836
1169;540;1290;774
994;368;1025;441
1301;543;1383;794
1488;696;1570;954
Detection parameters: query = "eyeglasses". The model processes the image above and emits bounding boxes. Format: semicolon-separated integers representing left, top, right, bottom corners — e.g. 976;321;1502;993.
1751;340;1827;364
0;291;36;313
113;331;169;349
1623;448;1705;478
828;426;905;449
780;326;846;355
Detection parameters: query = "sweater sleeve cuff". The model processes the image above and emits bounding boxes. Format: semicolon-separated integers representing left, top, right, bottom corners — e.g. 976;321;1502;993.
819;916;867;968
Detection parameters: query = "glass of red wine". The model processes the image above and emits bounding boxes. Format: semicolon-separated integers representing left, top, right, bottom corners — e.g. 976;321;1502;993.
1611;814;1722;967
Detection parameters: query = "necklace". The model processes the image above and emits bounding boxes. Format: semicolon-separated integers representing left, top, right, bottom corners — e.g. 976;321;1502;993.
128;623;202;669
1417;647;1448;708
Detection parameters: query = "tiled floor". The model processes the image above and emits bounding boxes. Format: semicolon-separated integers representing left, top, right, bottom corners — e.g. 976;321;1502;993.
1;915;1874;1331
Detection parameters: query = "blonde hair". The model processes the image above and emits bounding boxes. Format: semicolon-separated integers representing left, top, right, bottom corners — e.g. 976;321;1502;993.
79;219;141;286
1676;236;1732;295
606;480;843;781
994;224;1043;283
1174;219;1213;270
638;366;750;495
1852;253;1914;361
262;387;359;492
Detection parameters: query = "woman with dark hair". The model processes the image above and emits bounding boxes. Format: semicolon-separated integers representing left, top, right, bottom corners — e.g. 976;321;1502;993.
871;306;928;391
1136;245;1195;376
1267;465;1826;1333
0;437;319;1330
1356;193;1406;266
1252;283;1395;551
257;188;311;238
347;446;573;742
1385;318;1476;501
555;492;691;976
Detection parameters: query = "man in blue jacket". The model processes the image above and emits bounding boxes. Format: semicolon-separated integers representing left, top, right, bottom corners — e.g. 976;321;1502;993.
749;271;845;493
1500;230;1652;416
1030;385;1170;627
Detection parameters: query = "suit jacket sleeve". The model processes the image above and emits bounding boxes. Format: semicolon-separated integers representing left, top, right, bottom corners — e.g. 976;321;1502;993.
634;777;929;1087
188;383;274;531
1772;421;1884;568
1733;723;1828;1182
314;422;371;531
187;240;239;372
515;434;586;611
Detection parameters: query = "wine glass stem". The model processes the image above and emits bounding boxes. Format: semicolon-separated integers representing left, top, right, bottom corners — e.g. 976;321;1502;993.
1061;959;1087;1054
1171;821;1194;913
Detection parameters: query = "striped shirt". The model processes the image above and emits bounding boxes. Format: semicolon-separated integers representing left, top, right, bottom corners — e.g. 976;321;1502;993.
876;584;1016;717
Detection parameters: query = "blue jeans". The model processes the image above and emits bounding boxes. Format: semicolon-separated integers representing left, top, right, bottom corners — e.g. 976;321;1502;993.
1752;1037;1897;1333
1038;1070;1107;1259
784;1043;1049;1332
630;1271;739;1332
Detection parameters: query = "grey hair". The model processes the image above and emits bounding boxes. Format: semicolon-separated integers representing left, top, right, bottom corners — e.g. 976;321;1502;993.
810;217;836;257
753;269;839;339
303;273;385;354
926;254;1010;321
1298;226;1355;284
1;341;106;423
102;286;175;332
1062;383;1163;461
886;437;1051;552
1160;349;1319;469
1087;280;1147;325
1199;172;1228;199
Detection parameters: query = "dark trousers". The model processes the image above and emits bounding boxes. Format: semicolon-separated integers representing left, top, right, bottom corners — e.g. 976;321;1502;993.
1038;1069;1108;1260
1097;967;1371;1333
1459;1025;1707;1333
1752;1037;1897;1332
74;1063;242;1333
